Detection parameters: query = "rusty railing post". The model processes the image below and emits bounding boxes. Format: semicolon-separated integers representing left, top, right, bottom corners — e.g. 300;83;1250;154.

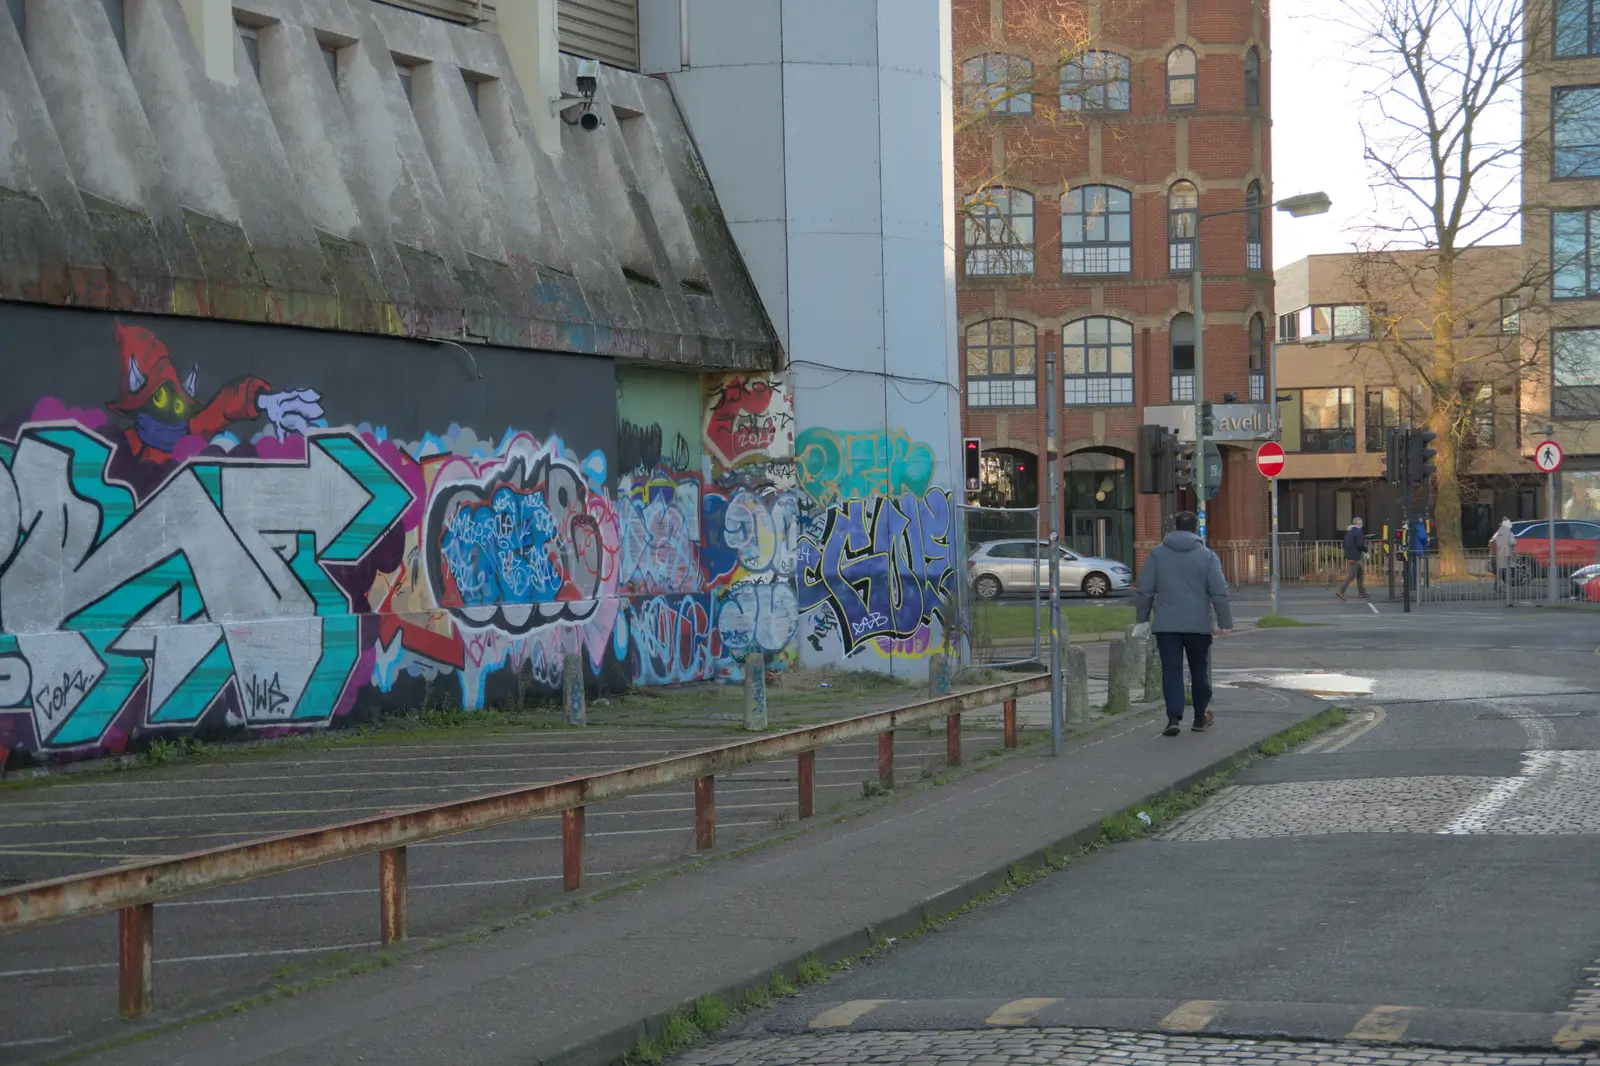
1003;698;1018;748
118;902;153;1019
878;730;894;790
562;806;586;891
946;713;962;766
797;750;815;819
694;775;716;851
379;846;407;946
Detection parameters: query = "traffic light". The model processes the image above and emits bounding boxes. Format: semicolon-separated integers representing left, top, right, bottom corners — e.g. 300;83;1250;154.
1137;425;1171;494
963;437;981;490
1174;446;1195;490
1383;428;1404;485
1199;400;1216;438
1408;429;1438;483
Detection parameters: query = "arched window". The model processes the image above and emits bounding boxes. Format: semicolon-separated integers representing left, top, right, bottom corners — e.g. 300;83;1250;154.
965;320;1039;408
1170;313;1196;402
1244;47;1261;108
1169;181;1198;272
1062;317;1135;407
1167;46;1197;107
1246;180;1264;270
1061;185;1133;275
1060;51;1131;112
961;53;1034;115
1249;313;1267;401
964;188;1035;276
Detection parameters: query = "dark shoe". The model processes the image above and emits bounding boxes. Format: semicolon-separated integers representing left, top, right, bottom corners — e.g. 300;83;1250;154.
1334;590;1346;601
1358;592;1369;599
1192;711;1214;732
1162;721;1181;737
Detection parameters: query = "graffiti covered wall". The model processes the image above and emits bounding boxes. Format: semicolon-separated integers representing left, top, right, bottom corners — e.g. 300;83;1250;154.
0;305;957;762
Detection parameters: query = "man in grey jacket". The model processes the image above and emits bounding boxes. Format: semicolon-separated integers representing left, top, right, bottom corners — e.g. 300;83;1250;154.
1134;511;1234;737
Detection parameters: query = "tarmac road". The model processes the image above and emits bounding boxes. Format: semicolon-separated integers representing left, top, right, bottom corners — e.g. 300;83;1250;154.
679;607;1600;1064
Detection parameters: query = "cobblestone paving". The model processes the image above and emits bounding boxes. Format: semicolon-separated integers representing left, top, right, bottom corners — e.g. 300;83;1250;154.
675;1029;1600;1065
1160;752;1600;840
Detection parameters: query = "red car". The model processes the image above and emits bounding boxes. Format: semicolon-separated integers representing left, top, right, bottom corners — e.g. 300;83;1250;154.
1508;520;1600;575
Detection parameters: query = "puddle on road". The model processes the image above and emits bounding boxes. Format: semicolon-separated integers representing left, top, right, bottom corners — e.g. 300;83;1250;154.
1219;670;1376;699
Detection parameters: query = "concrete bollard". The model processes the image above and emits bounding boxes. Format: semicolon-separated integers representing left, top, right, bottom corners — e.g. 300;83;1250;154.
562;653;585;726
742;651;768;731
1143;633;1163;704
1064;645;1089;724
1107;638;1131;715
928;652;953;697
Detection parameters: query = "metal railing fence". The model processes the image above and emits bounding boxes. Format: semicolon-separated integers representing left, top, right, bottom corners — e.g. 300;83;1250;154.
0;674;1050;1019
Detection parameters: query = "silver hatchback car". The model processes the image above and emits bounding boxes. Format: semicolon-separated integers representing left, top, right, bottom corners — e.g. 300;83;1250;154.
968;539;1134;600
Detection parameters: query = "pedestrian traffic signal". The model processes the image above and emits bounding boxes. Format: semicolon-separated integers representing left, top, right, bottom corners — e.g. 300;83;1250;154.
1199;400;1216;438
1137;425;1167;494
1383;428;1403;485
1408;429;1438;483
1174;446;1195;490
963;437;981;490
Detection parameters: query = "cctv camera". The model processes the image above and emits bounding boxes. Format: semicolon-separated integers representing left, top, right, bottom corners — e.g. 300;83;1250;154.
579;110;601;131
576;58;601;98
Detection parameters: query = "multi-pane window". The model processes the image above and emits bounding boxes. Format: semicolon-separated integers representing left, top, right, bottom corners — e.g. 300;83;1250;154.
1245;181;1264;270
1500;296;1521;333
1244;47;1261;107
1278;312;1300;342
965;320;1039;408
1249;313;1267;401
1170;313;1196;401
1303;304;1371;340
961;53;1035;115
1063;317;1136;406
1169;181;1198;272
1061;185;1133;275
1364;386;1403;451
1557;0;1600;57
963;188;1035;276
1461;382;1495;449
1553;86;1600;178
1552;207;1600;297
1060;51;1131;112
1167;46;1197;107
1553;328;1600;417
1300;387;1356;453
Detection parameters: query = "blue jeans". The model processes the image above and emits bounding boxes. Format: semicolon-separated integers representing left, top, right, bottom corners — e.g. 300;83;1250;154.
1155;632;1212;723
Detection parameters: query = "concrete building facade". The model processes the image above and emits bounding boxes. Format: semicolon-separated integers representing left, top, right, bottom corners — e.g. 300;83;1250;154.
1274;251;1542;547
0;0;959;765
953;0;1274;571
1521;0;1600;521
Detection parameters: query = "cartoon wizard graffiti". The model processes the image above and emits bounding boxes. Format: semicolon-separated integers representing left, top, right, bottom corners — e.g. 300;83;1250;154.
109;322;325;461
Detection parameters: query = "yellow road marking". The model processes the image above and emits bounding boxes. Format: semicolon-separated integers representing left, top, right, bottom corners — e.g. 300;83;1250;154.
1159;1000;1223;1032
808;1000;889;1029
986;998;1061;1026
1346;1005;1418;1042
1554;1015;1600;1051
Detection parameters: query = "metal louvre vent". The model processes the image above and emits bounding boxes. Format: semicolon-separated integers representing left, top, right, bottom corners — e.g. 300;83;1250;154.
558;0;640;71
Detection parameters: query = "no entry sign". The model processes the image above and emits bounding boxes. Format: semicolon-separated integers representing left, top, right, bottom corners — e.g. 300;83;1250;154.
1256;441;1286;478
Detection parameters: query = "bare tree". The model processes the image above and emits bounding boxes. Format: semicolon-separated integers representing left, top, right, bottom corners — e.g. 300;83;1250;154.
1328;0;1552;556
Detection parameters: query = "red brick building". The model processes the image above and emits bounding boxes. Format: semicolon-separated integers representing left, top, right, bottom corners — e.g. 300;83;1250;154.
956;0;1273;571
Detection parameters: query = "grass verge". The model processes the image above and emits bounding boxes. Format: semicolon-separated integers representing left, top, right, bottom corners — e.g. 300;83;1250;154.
975;603;1135;641
1254;614;1320;629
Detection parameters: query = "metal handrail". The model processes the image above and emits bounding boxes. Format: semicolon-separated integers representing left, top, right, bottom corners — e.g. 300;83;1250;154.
0;673;1050;1018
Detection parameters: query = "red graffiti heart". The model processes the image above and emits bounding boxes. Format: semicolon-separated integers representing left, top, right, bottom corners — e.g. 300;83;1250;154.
706;378;778;466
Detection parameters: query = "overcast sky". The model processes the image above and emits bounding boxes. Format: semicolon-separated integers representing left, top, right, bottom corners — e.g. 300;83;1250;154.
1269;1;1522;269
1272;3;1377;269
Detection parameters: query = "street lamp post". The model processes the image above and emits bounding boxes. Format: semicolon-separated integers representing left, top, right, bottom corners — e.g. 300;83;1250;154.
1190;191;1331;543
